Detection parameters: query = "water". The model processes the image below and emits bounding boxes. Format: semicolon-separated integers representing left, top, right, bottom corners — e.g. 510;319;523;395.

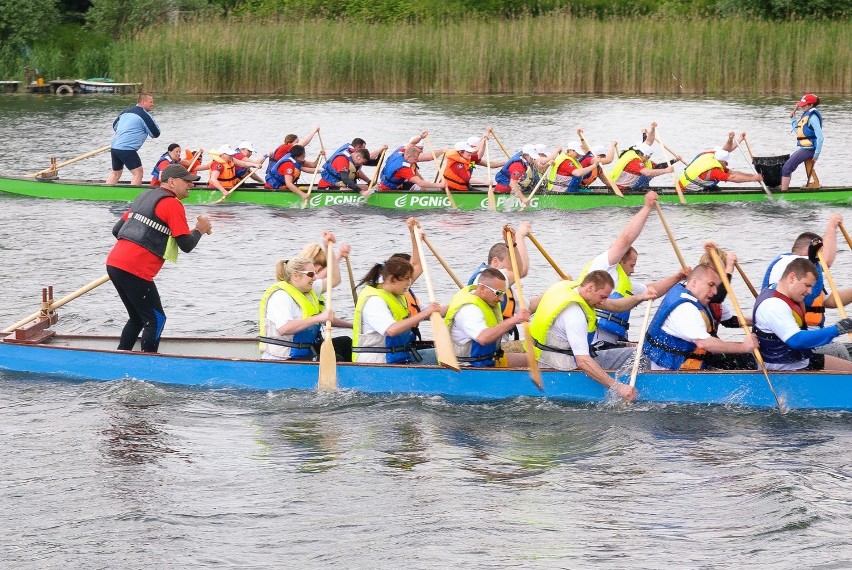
1;95;851;568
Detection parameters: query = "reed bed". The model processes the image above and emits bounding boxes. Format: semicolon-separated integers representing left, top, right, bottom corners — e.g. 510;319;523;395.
112;15;852;94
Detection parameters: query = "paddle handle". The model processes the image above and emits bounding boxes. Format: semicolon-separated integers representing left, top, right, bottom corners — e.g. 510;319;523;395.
345;255;357;304
3;275;110;334
734;261;757;298
519;167;548;211
504;226;543;391
305;153;325;202
653;202;688;271
491;131;511;159
424;135;456;208
30;146;110;176
707;247;782;409
629;300;654;388
317;129;326;155
413;227;438;303
839;223;852;252
421;235;463;289
577;132;623;197
186;149;202;173
527;232;570;280
653;131;685;204
817;251;852;341
485;139;496;211
365;149;387;196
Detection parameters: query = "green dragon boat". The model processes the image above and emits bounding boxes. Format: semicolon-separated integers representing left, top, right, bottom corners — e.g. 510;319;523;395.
1;175;850;211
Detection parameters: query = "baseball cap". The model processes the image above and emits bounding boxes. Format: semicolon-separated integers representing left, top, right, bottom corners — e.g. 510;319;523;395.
796;93;820;107
217;144;236;156
592;145;607;156
565;141;583;154
635;142;653;156
466;136;481;148
534;144;548;155
713;149;730;162
521;144;538;157
237;141;255;152
455;141;477;153
161;164;201;182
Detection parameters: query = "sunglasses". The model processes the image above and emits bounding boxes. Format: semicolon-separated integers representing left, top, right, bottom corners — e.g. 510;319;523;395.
294;270;317;278
480;283;506;297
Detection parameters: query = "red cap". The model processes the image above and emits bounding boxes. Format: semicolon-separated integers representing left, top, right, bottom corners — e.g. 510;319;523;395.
796;93;820;107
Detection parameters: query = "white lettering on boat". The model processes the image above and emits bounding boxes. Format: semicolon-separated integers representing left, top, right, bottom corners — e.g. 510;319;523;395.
392;195;451;208
309;194;365;207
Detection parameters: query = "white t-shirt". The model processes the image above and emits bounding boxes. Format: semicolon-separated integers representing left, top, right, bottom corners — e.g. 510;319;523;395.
753;296;809;370
450;304;488;344
650;303;711;370
360;295;397;335
261;289;305;360
586;250;648;343
766;254;825;331
538;303;591;371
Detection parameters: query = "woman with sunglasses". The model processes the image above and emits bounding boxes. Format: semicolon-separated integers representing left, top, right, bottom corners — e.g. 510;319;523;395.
259;256;352;361
298;231;352;294
352;256;441;365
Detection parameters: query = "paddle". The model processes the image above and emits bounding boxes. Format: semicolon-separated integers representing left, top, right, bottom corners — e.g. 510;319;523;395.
303;153;326;209
433;155;445;184
653;202;688;270
577;131;624;198
344;254;357;305
485;139;497;211
628;299;654;388
424;135;457;209
653;130;685;204
3;275;111;333
816;250;852;342
735;261;758;298
213;156;267;204
412;227;460;371
185;149;202;173
421;234;463;289
363;148;387;198
526;232;571;280
318;239;337;391
707;245;783;411
735;136;773;199
519;167;548;212
503;225;543;390
491;131;511;159
839;222;852;251
28;145;110;177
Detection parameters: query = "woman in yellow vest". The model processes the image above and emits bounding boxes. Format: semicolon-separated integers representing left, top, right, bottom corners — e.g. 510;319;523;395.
258;256;352;361
352;256;440;365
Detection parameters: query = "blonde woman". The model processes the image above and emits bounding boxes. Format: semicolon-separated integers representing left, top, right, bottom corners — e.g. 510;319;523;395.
259;256;352;361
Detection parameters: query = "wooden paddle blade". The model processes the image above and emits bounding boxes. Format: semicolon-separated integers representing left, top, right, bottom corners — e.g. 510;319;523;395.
317;331;337;391
488;188;496;211
431;313;460;372
522;325;543;391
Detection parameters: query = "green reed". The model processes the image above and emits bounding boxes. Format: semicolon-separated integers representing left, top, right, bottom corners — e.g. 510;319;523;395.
110;15;852;95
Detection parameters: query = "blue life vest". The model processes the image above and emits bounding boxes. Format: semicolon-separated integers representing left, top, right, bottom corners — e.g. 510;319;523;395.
644;283;714;370
150;152;177;181
380;147;408;189
494;152;528;188
265;153;303;189
762;253;825;327
320;143;354;186
752;287;811;365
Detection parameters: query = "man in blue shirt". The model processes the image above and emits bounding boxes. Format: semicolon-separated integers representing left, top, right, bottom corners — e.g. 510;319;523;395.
780;93;823;191
106;92;161;186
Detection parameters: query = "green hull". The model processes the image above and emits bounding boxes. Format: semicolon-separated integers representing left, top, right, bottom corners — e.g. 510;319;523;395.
1;176;850;211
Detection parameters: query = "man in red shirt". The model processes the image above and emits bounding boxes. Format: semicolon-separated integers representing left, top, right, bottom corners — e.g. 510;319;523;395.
318;147;370;191
106;164;212;352
378;146;448;192
676;132;762;192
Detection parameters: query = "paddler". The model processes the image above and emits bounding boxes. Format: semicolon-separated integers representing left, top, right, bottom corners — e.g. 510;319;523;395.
318;147;370;193
264;144;322;199
105;164;211;353
579;191;687;349
378;146;448;192
546;141;602;193
494;145;537;204
269;126;320;163
530;270;653;402
233;141;266;184
676;132;762;193
609;122;681;192
644;264;756;371
207;145;240;197
150;143;183;188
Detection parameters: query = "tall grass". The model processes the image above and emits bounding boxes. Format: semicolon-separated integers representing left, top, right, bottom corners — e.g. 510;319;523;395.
111;15;852;95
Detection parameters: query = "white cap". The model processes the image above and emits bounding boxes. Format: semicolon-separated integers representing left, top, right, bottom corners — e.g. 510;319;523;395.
466;136;481;148
534;144;548;155
565;141;584;154
592;145;607;156
454;141;477;153
237;141;255;152
635;142;653;156
521;144;538;157
217;144;236;156
714;149;730;162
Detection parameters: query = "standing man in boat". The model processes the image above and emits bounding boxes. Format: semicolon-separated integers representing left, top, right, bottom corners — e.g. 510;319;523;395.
530;270;652;402
106;92;161;186
446;267;531;368
579;191;687;348
762;214;852;361
106;164;211;353
753;258;852;372
644;264;756;371
676;133;762;193
780;93;823;191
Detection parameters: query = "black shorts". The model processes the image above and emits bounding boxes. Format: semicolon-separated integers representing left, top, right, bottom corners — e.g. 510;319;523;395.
111;148;142;171
805;353;825;371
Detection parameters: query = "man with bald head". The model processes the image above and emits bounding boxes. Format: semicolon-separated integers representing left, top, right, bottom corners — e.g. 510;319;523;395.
645;264;756;371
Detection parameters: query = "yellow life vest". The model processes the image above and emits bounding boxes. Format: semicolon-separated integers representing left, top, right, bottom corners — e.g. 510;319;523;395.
258;281;321;350
678;152;723;190
528;281;597;359
445;285;502;328
352;285;410;361
546;153;581;190
607;149;650;183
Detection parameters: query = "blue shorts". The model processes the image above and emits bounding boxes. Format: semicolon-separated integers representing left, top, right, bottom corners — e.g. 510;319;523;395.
111;148;142;171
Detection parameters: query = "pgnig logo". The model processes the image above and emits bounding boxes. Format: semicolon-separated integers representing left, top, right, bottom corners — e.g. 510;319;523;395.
309;194;365;207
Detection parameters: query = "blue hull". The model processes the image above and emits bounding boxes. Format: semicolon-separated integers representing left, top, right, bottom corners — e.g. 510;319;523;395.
0;336;849;410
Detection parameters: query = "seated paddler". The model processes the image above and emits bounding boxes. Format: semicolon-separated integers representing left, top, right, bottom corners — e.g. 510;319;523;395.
676;132;762;193
259;256;352;362
446;267;531;367
608;123;680;192
352;256;441;365
644;264;756;371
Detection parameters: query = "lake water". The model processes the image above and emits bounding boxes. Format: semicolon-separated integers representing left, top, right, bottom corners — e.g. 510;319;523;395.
1;95;851;568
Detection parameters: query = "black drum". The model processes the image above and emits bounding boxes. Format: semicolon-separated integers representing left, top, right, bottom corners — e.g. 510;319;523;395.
752;155;790;188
